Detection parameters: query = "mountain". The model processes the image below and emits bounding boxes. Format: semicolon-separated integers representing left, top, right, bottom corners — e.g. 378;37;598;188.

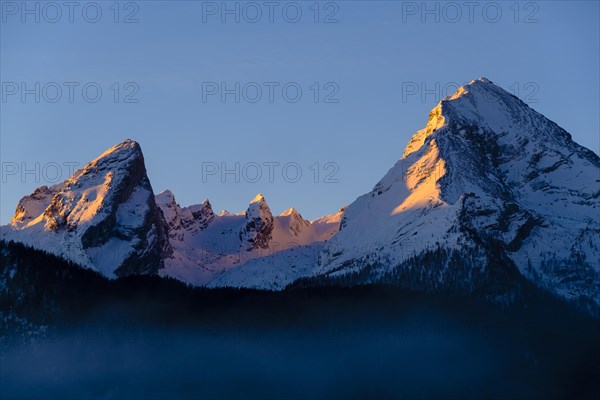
154;190;214;240
204;206;346;290
156;191;343;287
2;78;598;311
1;140;171;277
316;78;600;311
1;142;342;286
239;194;275;251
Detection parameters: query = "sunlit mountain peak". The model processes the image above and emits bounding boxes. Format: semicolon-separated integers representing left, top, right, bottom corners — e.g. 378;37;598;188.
279;207;298;217
250;193;266;204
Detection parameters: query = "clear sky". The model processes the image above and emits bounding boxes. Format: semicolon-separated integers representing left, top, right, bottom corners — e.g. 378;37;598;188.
1;1;599;224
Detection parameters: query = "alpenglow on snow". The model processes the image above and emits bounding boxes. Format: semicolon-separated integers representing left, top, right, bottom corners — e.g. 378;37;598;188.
2;78;599;311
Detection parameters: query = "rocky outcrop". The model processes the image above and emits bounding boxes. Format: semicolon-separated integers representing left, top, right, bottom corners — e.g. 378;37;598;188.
239;194;274;250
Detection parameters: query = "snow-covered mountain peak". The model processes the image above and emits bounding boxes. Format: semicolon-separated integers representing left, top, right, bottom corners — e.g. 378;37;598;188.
403;77;584;163
155;192;216;238
185;199;214;227
155;190;181;230
2;139;171;277
246;193;271;218
92;138;141;163
473;76;491;84
279;207;299;217
4;80;597;310
439;77;544;134
41;138;151;234
240;194;274;250
319;78;600;312
250;193;266;204
277;207;311;238
155;189;176;206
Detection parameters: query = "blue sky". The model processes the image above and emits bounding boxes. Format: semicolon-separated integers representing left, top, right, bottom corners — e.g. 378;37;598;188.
1;1;599;223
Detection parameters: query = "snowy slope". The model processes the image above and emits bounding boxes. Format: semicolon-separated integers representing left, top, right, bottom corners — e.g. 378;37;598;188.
1;139;342;286
206;244;325;290
1;140;171;277
2;78;597;306
156;191;342;287
204;208;347;290
317;78;600;309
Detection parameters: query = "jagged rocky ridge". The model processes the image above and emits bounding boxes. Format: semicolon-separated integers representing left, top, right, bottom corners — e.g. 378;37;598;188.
1;78;598;312
155;191;343;287
1;143;343;287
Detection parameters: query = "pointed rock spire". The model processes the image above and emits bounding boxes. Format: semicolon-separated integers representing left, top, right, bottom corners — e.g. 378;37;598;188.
186;198;214;230
240;193;274;250
156;190;184;234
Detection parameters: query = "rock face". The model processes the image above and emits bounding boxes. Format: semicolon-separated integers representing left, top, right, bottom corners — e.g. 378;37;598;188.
186;200;215;231
4;156;342;286
317;78;600;311
2;140;172;277
239;194;275;251
3;78;597;309
154;191;215;240
157;192;343;287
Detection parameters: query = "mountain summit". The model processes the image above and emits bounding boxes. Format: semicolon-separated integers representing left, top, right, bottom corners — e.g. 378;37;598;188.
240;193;275;251
1;144;341;285
3;139;172;277
2;78;598;311
317;78;600;310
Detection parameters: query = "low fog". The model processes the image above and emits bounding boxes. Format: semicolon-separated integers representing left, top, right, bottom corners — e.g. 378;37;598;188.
3;300;598;399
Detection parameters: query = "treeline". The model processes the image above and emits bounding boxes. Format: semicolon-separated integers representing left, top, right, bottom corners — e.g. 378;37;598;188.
1;239;597;337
